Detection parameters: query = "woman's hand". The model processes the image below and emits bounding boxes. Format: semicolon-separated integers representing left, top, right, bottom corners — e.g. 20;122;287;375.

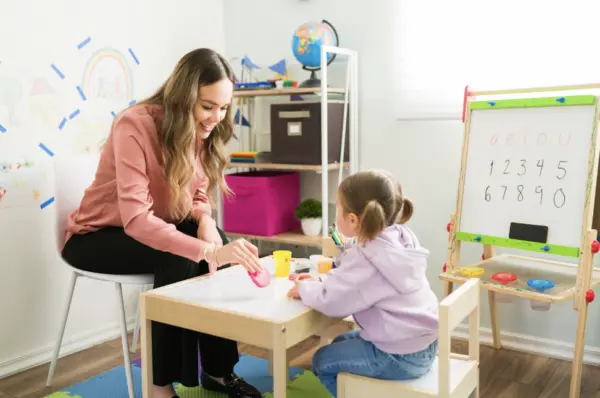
196;214;223;246
207;238;262;273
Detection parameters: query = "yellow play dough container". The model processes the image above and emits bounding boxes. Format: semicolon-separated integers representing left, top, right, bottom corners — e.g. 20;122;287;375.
459;266;484;277
318;257;333;273
273;250;292;277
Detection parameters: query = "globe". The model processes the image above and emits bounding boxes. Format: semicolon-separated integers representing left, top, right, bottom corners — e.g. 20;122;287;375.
291;20;339;88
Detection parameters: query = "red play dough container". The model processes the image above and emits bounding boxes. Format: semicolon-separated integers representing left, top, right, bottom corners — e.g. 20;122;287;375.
492;272;517;303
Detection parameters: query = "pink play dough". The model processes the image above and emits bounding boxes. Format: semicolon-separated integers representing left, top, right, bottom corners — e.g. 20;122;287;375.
248;267;271;288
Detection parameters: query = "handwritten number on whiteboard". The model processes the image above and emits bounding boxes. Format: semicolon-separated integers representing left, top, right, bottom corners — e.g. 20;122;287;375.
535;186;543;204
554;188;566;208
484;159;566;207
556;161;567;180
516;185;524;201
518;159;526;176
503;159;510;175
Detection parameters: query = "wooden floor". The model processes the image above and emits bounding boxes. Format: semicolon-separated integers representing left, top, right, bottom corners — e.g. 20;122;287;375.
1;333;600;398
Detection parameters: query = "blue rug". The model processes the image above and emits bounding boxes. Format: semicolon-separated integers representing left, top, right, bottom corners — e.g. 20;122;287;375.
45;354;332;397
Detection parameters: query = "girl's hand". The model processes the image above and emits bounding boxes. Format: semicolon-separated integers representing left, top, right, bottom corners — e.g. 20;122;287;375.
287;286;301;299
196;215;223;246
287;273;318;299
289;273;316;282
207;239;261;273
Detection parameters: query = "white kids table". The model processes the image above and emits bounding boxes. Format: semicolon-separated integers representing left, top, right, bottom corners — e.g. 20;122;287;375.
139;256;341;398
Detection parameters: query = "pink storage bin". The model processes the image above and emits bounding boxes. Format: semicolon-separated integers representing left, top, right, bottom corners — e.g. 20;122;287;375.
223;171;300;236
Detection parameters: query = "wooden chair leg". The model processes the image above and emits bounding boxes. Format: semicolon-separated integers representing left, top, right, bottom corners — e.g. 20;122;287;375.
337;373;347;398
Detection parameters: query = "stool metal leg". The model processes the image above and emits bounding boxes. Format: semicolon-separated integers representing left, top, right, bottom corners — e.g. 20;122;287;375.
46;271;78;387
115;282;135;398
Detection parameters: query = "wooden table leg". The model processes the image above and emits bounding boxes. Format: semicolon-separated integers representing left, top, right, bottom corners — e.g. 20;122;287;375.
267;350;274;376
141;296;153;398
272;326;288;398
272;350;288;397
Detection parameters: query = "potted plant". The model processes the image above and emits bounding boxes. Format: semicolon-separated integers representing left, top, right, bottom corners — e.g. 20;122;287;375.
295;198;323;236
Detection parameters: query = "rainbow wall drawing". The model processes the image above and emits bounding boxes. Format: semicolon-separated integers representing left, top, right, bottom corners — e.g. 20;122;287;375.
81;47;134;103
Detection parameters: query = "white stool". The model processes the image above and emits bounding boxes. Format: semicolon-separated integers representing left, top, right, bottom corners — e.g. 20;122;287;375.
46;154;154;398
338;278;480;398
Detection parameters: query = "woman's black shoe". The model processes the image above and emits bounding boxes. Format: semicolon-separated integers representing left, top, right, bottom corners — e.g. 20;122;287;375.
200;372;261;397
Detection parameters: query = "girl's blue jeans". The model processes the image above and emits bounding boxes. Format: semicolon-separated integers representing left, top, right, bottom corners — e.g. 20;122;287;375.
312;330;437;397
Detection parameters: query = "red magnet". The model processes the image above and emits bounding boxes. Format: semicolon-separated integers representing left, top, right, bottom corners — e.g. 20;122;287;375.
592;240;600;254
446;222;452;233
481;253;486;260
586;289;595;303
443;263;447;272
492;272;517;285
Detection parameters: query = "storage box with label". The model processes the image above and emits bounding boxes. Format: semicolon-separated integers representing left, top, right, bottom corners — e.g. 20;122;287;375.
270;100;350;165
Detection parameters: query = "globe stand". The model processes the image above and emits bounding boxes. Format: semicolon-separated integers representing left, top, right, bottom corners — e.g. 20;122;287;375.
293;19;339;90
299;69;324;88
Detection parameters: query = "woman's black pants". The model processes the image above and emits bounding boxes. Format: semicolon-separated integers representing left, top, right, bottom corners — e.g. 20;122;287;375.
61;219;239;387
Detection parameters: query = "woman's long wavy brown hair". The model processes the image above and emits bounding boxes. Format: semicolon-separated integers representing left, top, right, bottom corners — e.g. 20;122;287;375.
137;48;234;221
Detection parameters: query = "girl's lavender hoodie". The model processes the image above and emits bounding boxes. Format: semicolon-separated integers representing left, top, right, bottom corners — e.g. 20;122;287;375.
297;224;439;355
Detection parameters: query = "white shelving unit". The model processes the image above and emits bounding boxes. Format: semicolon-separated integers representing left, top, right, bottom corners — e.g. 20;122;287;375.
217;46;359;254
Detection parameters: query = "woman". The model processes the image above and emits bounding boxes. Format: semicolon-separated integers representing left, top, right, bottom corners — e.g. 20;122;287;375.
62;48;262;398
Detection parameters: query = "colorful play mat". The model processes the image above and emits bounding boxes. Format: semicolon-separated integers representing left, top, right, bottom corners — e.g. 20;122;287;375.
44;354;332;398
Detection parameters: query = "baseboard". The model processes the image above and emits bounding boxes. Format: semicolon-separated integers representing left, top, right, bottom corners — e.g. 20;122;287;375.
5;317;599;380
453;324;600;366
0;316;137;379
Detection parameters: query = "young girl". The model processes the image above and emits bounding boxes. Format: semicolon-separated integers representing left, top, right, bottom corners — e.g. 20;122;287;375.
288;170;439;397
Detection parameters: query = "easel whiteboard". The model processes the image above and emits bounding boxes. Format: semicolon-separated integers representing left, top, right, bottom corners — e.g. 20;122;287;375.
458;95;598;257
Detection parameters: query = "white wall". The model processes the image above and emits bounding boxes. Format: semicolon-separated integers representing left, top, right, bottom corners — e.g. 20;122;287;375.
223;0;600;363
0;0;225;377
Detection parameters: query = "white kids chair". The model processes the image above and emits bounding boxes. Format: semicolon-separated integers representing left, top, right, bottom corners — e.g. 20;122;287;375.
337;278;480;398
46;154;153;398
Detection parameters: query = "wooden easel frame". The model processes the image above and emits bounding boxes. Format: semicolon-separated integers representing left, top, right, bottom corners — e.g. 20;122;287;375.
440;83;600;398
